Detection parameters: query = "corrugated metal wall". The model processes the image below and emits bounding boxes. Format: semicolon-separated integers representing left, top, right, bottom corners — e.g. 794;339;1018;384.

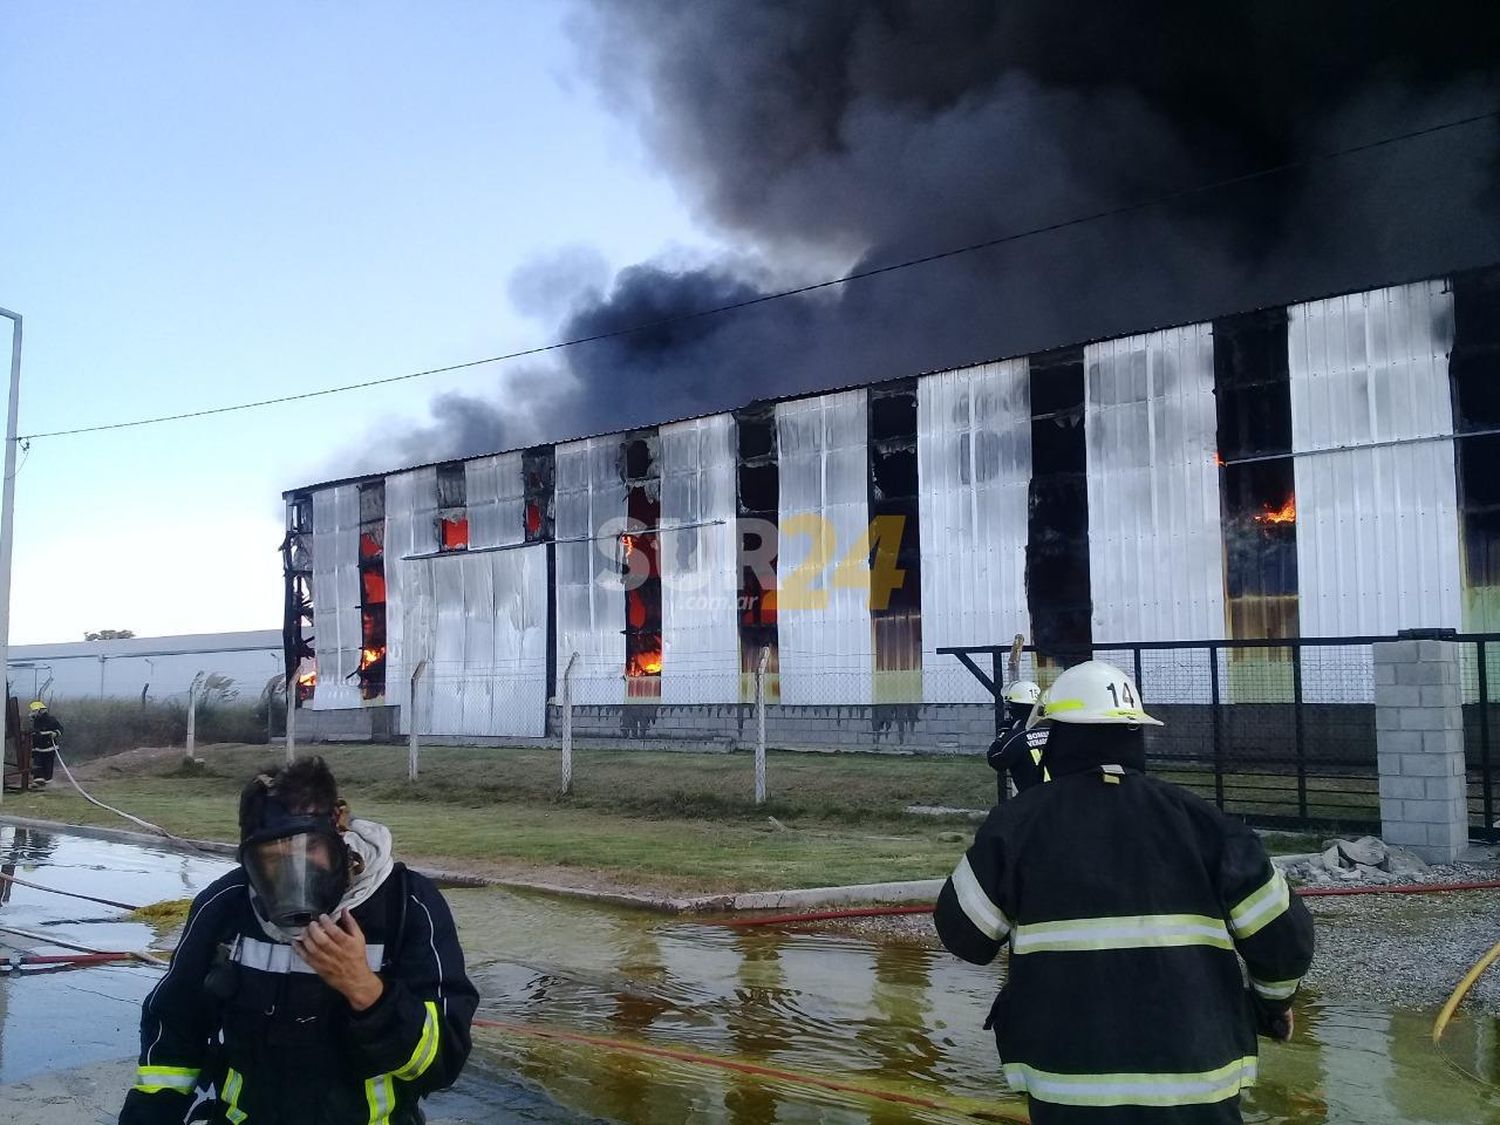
294;269;1494;723
555;437;627;705
777;390;874;705
309;484;363;711
917;361;1032;703
465;453;525;550
383;466;438;729
659;415;740;704
1289;281;1460;702
1290;281;1461;636
1085;325;1225;703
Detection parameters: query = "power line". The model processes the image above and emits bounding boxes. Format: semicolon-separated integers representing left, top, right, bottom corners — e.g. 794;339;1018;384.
21;106;1500;442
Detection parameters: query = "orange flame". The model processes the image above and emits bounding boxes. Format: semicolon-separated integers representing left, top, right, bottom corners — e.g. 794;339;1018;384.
359;647;385;669
297;668;317;687
1213;451;1225;467
1255;496;1296;525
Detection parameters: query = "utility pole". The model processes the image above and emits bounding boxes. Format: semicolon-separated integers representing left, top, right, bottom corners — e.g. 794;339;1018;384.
0;309;22;808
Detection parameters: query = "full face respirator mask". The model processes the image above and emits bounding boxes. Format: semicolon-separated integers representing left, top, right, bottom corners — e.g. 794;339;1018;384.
239;801;351;935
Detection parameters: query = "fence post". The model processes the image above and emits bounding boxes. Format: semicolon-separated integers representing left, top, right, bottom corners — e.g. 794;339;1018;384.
285;686;297;764
560;652;579;796
755;647;769;804
1208;644;1225;811
408;660;428;782
1480;640;1492;840
1292;644;1308;819
185;671;204;764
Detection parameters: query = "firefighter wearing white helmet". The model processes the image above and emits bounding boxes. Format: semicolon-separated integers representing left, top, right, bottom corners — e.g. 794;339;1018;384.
985;680;1046;801
936;659;1314;1123
1027;660;1163;728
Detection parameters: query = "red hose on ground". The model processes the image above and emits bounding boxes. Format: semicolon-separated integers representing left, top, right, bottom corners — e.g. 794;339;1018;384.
719;880;1500;927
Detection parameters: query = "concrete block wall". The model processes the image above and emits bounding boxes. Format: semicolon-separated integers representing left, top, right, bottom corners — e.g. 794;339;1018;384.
1374;637;1468;861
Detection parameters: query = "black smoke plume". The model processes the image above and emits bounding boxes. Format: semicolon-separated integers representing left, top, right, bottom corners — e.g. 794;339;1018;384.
372;1;1500;464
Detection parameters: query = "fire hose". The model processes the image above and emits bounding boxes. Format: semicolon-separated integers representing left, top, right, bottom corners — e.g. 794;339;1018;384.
720;880;1500;928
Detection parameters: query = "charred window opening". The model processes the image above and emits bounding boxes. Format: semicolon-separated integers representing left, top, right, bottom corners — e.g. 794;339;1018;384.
1213;309;1297;650
522;446;556;543
436;461;468;552
620;431;662;697
281;493;316;704
356;481;387;701
735;403;779;696
523;446;558;701
868;381;921;700
1451;268;1500;622
1027;348;1092;665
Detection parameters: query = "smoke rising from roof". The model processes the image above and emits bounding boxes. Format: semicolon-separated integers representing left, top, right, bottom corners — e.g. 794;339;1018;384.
359;1;1500;468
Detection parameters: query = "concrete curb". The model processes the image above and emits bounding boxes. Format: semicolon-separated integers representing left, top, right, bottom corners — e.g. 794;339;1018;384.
0;814;945;916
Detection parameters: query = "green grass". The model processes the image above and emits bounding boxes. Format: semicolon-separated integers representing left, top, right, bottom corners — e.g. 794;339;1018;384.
20;743;990;895
17;744;1380;895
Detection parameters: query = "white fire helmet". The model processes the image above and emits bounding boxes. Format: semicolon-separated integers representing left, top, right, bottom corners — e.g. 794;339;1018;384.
1002;680;1041;706
1028;660;1163;728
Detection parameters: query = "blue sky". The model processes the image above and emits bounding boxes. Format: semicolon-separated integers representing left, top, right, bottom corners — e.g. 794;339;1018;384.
0;2;715;643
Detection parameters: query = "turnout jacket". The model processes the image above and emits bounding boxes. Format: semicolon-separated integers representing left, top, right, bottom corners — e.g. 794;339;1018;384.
986;724;1049;796
935;759;1314;1117
30;711;61;750
120;862;477;1124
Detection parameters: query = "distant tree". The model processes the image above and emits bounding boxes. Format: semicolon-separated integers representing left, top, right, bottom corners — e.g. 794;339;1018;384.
84;629;136;641
201;673;239;703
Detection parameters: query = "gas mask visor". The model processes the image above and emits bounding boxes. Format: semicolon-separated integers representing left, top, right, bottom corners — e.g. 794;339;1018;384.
240;814;350;933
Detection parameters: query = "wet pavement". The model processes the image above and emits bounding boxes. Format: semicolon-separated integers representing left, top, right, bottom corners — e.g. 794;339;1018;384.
2;822;1500;1122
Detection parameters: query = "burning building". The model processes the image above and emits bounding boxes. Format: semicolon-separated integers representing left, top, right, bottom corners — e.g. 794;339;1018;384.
285;264;1500;745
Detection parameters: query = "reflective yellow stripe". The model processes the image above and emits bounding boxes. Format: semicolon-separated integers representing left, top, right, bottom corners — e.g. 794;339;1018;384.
365;1073;395;1124
393;1000;442;1081
1230;869;1290;939
1004;1056;1258;1106
223;1067;248;1123
949;855;1010;941
1250;975;1301;1001
132;1064;199;1094
1012;913;1233;955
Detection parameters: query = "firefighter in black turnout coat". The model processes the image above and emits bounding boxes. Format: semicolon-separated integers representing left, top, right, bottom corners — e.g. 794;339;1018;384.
119;757;478;1124
936;661;1315;1123
986;680;1046;801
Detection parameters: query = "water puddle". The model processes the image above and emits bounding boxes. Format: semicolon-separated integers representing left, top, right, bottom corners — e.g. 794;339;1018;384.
2;824;1499;1122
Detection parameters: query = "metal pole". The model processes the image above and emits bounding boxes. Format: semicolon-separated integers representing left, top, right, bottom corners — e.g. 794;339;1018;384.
185;672;204;762
1292;644;1307;820
560;652;578;795
0;309;19;810
408;660;427;782
1209;643;1225;810
1479;640;1492;840
285;687;297;764
755;647;769;804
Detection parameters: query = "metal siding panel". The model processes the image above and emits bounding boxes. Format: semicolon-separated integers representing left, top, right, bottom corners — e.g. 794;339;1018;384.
554;438;626;706
660;414;739;704
1290;282;1461;665
309;485;363;711
1085;326;1224;703
777;391;873;705
466;453;524;549
917;361;1032;703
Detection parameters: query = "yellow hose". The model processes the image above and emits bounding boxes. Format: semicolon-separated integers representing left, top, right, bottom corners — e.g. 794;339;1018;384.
1433;935;1500;1044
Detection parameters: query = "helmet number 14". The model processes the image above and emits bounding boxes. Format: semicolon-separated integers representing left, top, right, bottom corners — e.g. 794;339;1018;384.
1105;681;1136;708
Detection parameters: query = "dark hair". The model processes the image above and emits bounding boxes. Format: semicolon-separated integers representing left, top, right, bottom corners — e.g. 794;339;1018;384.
238;756;340;840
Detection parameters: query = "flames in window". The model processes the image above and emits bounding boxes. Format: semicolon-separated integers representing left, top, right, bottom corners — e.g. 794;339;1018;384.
1254;496;1297;525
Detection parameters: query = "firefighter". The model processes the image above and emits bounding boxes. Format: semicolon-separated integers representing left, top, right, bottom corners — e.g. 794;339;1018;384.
118;757;477;1124
935;660;1315;1123
985;681;1046;801
28;701;62;788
